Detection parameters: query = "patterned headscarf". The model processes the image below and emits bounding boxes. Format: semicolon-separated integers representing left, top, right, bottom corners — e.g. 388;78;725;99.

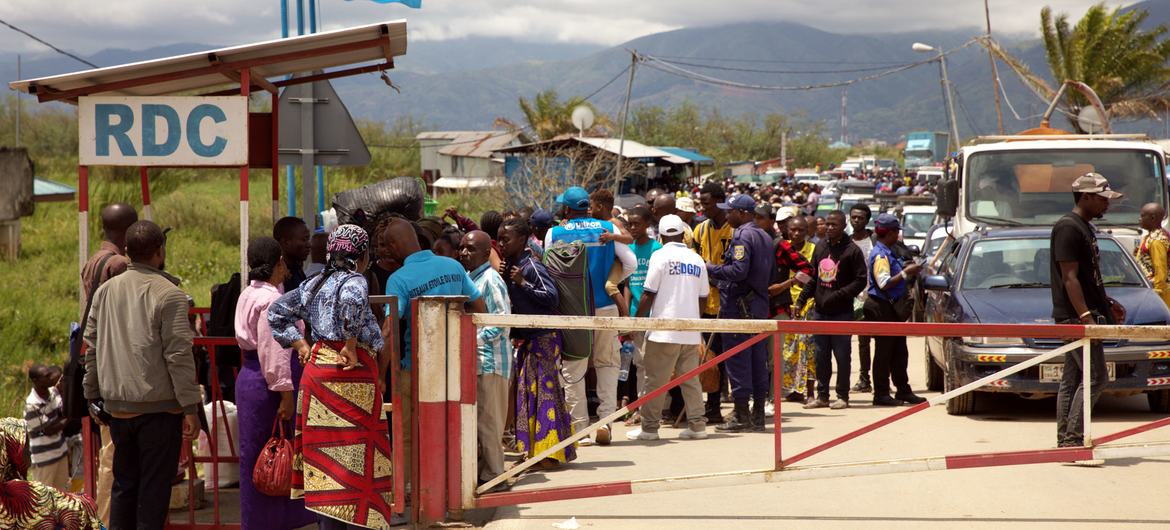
326;224;370;271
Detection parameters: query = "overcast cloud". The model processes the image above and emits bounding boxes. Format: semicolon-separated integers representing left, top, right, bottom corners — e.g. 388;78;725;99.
0;0;1135;58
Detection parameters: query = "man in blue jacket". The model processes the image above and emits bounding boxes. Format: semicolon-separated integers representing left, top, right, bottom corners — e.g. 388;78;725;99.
546;187;636;446
707;194;781;432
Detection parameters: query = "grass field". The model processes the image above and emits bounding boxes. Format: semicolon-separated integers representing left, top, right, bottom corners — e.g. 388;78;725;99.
0;161;505;418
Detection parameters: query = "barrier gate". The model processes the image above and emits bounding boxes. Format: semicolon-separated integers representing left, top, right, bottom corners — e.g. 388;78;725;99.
408;297;1170;527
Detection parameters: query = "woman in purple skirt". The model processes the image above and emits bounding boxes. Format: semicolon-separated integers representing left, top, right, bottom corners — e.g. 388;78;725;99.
498;219;576;467
234;237;316;530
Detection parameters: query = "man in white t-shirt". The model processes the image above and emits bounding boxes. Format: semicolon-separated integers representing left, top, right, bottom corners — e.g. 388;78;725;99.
627;215;710;441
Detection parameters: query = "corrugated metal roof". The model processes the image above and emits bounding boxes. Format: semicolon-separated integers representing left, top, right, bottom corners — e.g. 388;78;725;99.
432;131;523;158
656;146;714;164
574;138;689;164
9;20;408;102
34;178;76;202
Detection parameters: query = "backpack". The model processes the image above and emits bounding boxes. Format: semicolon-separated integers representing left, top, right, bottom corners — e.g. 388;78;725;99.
64;254;115;434
542;241;593;361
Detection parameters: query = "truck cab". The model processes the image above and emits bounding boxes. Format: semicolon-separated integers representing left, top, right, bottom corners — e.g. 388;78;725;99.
946;135;1168;251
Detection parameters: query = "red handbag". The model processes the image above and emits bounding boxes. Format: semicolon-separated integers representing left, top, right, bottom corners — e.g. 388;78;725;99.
252;418;293;497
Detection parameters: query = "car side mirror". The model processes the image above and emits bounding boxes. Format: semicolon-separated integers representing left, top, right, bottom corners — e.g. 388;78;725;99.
923;274;949;291
936;179;958;217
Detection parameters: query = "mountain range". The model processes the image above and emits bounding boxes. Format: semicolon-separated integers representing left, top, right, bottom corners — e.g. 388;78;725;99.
6;0;1170;143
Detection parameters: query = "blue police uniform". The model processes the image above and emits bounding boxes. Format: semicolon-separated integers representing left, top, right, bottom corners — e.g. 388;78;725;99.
706;197;775;408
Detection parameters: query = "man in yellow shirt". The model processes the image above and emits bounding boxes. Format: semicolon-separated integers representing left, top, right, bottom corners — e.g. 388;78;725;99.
1137;202;1170;310
694;182;734;423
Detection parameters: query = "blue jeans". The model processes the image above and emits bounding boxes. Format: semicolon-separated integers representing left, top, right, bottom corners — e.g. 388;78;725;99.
813;311;854;401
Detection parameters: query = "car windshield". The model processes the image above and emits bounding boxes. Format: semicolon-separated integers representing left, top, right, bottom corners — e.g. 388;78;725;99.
960;237;1144;289
964;148;1165;227
902;212;934;236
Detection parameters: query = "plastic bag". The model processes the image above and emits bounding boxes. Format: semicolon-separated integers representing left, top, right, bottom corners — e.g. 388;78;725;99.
332;176;424;223
252;418;293;497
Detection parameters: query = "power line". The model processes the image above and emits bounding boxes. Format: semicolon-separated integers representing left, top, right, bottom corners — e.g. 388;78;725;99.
644;58;917;75
368;64;632;150
649;54;908;66
0;17;98;69
638;40;978;92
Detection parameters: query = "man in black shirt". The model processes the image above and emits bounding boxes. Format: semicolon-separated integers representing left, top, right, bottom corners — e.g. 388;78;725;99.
1050;172;1126;448
274;216;311;292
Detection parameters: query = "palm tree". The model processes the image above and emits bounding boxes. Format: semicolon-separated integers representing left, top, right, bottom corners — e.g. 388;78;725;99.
507;89;609;140
983;3;1170;132
1041;4;1170;130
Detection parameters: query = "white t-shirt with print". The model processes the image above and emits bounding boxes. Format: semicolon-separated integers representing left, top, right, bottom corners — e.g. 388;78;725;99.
643;242;709;345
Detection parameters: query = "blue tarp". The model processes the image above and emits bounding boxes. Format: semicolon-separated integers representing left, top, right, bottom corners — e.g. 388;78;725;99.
656;146;714;164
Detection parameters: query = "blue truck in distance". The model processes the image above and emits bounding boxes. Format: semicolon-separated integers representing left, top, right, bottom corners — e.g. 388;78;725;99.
903;131;950;168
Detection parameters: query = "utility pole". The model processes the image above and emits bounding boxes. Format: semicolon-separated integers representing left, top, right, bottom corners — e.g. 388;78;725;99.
938;51;961;152
840;86;848;144
614;49;637;191
984;0;1005;134
15;54;20;146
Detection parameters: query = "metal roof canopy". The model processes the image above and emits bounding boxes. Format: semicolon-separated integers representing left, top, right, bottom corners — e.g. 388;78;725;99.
9;19;408;102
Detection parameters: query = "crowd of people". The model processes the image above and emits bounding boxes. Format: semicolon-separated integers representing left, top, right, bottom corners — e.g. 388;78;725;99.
18;169;934;530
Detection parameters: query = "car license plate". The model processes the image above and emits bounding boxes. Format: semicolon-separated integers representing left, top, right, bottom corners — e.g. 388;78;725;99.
1039;363;1115;383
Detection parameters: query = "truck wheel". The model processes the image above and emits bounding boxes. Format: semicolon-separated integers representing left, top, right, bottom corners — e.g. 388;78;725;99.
925;351;944;392
1148;390;1170;413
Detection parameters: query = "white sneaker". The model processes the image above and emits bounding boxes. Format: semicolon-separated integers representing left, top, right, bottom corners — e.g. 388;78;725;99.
577;436;594;447
625;427;659;441
764;402;775;418
679;427;708;440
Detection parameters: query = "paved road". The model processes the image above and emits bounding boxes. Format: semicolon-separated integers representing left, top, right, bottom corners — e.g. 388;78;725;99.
480;338;1170;529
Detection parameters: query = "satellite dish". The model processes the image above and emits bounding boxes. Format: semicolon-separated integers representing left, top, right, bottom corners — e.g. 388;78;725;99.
571;105;595;136
1077;106;1106;134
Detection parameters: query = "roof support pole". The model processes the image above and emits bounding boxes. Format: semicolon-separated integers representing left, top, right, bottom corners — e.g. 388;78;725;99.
613;50;637;193
139;167;152;221
240;69;251;287
272;90;280;223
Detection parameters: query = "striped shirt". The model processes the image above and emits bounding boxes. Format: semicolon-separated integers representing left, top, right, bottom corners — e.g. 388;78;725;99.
469;262;512;377
24;388;68;465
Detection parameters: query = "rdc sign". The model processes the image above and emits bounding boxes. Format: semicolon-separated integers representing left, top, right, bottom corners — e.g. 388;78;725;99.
79;96;249;166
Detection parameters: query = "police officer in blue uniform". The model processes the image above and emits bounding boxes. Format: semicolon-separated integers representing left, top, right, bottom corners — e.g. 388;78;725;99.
706;194;776;432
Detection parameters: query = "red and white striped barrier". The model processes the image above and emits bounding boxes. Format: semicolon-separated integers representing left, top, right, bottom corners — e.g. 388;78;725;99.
444;313;1170;512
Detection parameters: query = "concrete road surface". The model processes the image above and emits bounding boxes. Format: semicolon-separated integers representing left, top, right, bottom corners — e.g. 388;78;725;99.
480;338;1170;529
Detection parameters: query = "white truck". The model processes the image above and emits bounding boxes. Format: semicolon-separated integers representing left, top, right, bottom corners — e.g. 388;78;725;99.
936;134;1168;250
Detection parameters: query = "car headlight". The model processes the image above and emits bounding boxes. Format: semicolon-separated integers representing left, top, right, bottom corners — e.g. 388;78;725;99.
962;336;1024;346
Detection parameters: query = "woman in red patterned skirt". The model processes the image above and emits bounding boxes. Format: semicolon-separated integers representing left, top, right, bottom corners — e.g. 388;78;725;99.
269;224;395;529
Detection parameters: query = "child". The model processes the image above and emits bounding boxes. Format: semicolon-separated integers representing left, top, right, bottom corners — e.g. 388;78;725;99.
25;363;71;491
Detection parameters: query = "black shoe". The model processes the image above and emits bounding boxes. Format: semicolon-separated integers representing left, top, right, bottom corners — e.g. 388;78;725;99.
895;393;927;404
477;480;512;494
852;379;873;393
872;395;902;406
784;392;806;403
750;401;766;432
716;402;753;433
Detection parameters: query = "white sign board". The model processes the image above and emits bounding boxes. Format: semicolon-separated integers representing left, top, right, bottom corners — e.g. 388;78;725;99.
79;96;249;166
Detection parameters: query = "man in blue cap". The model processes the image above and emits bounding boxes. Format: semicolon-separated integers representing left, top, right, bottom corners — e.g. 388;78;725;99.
545;186;636;446
863;213;926;406
706;193;780;432
527;209;555;258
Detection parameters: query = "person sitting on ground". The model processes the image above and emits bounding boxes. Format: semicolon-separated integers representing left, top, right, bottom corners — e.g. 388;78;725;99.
626;215;710;442
24;363;70;492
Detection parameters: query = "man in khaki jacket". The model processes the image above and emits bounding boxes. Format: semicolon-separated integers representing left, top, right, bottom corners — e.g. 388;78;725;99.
83;220;201;530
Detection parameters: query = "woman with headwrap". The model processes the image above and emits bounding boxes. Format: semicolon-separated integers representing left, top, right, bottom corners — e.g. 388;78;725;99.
234;237;316;530
0;417;101;529
268;225;394;530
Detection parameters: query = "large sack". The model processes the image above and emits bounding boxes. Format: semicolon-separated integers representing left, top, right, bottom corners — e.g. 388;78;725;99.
542;241;593;360
332;176;424;223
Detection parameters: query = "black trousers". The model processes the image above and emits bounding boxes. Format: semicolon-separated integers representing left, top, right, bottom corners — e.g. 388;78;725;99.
109;412;184;530
865;297;913;398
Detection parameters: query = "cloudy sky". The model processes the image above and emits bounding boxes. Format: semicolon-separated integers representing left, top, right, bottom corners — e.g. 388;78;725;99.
0;0;1137;56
